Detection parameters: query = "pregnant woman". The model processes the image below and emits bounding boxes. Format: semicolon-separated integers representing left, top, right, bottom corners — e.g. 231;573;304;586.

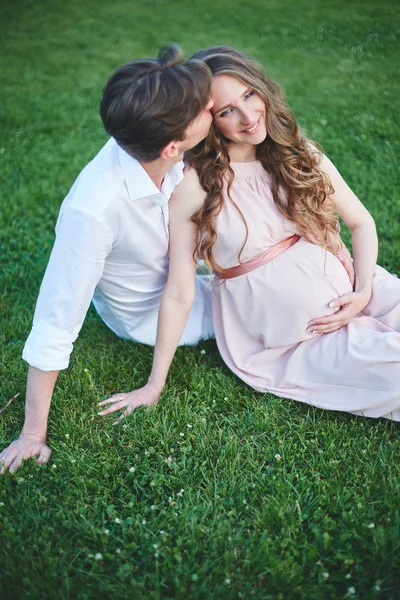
99;46;400;423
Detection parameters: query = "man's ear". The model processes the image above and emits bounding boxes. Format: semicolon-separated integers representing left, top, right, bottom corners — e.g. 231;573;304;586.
160;141;180;160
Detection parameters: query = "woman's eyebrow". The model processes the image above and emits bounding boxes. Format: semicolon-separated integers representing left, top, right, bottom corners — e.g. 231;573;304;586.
213;88;252;115
212;102;230;114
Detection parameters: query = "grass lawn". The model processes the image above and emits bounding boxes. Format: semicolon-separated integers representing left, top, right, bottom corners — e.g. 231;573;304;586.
0;0;399;598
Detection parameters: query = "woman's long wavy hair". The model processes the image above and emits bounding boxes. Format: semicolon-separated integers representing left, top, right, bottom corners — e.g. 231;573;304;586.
186;46;340;274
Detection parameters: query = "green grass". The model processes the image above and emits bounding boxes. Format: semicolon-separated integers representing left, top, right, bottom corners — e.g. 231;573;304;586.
0;0;399;598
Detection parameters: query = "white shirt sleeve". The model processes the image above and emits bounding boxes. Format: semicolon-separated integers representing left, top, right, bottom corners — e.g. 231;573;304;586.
22;206;113;371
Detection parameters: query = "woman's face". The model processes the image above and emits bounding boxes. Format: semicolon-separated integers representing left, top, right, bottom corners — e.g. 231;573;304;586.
211;74;267;149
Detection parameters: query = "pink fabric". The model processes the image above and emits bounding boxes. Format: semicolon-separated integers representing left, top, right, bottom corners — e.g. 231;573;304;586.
215;234;300;279
335;243;355;288
211;160;400;420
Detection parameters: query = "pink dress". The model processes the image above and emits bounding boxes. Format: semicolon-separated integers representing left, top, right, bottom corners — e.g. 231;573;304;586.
211;161;400;420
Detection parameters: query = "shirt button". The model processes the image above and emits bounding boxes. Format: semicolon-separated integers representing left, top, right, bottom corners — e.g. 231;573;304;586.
152;194;166;206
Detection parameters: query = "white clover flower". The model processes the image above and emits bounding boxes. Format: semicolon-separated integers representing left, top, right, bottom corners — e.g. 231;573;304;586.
320;119;327;125
187;424;193;429
274;453;282;461
224;397;228;401
129;467;135;473
142;519;146;525
153;544;158;549
154;553;159;558
114;518;121;524
322;572;329;579
374;585;381;591
94;553;103;560
151;505;156;511
71;459;76;463
200;349;206;355
179;432;185;437
347;588;356;595
52;464;57;469
65;434;70;439
345;574;352;579
0;502;4;507
104;529;110;535
177;489;184;497
368;523;375;528
116;549;121;554
225;578;231;585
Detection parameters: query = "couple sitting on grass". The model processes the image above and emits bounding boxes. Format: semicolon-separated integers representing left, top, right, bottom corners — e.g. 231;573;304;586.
1;43;399;473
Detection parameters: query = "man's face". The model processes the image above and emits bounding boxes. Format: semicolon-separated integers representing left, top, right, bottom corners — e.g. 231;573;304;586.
179;98;214;152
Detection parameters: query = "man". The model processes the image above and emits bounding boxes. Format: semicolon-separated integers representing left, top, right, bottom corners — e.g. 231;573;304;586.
0;44;214;474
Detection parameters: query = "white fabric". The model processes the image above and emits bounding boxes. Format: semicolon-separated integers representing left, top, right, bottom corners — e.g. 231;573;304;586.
23;139;213;371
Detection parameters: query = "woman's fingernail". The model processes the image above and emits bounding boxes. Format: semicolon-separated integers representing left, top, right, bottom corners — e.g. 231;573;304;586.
329;301;336;308
307;329;314;333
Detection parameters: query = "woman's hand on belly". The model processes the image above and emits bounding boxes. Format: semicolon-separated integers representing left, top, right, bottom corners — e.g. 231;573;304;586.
307;290;372;334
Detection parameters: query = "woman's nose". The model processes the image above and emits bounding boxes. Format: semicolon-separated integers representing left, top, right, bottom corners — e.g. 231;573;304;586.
239;109;252;125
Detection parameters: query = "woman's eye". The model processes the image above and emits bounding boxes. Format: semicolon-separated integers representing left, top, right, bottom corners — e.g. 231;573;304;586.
244;90;255;101
220;108;233;118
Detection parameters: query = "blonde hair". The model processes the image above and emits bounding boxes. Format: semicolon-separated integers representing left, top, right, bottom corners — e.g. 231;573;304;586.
186;46;340;274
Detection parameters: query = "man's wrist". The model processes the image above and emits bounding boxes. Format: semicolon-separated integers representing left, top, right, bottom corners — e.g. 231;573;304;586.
20;427;47;441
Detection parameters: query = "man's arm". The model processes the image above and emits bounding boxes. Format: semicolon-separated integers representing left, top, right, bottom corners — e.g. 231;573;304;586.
0;207;113;473
0;367;58;473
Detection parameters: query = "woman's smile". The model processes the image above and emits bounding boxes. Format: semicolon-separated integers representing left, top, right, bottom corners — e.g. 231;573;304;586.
211;74;267;158
241;116;262;134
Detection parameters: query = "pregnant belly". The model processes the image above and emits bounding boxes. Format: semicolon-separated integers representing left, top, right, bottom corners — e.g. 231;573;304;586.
220;238;354;347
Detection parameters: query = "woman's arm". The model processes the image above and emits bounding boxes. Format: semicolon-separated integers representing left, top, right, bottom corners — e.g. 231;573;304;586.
98;169;207;424
309;154;378;334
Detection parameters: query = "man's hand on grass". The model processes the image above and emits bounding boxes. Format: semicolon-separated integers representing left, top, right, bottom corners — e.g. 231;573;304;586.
97;382;162;425
0;434;51;474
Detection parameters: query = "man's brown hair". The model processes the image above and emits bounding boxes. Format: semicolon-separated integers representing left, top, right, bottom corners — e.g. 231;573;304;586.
100;44;212;162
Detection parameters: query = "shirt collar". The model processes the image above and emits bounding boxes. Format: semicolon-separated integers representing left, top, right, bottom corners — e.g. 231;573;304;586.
117;142;184;206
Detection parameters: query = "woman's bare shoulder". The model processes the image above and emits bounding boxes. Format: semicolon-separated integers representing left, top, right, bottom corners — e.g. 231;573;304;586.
170;166;206;216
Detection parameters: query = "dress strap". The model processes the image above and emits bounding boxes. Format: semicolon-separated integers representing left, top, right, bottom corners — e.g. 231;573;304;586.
215;234;300;280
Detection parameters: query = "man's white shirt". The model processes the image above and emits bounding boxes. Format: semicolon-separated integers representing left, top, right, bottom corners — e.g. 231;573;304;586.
23;138;213;371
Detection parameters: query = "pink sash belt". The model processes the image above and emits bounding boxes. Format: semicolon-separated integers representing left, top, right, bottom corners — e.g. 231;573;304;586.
215;234;300;280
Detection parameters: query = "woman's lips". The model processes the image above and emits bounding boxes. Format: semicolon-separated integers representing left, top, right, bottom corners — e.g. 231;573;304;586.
242;116;262;135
